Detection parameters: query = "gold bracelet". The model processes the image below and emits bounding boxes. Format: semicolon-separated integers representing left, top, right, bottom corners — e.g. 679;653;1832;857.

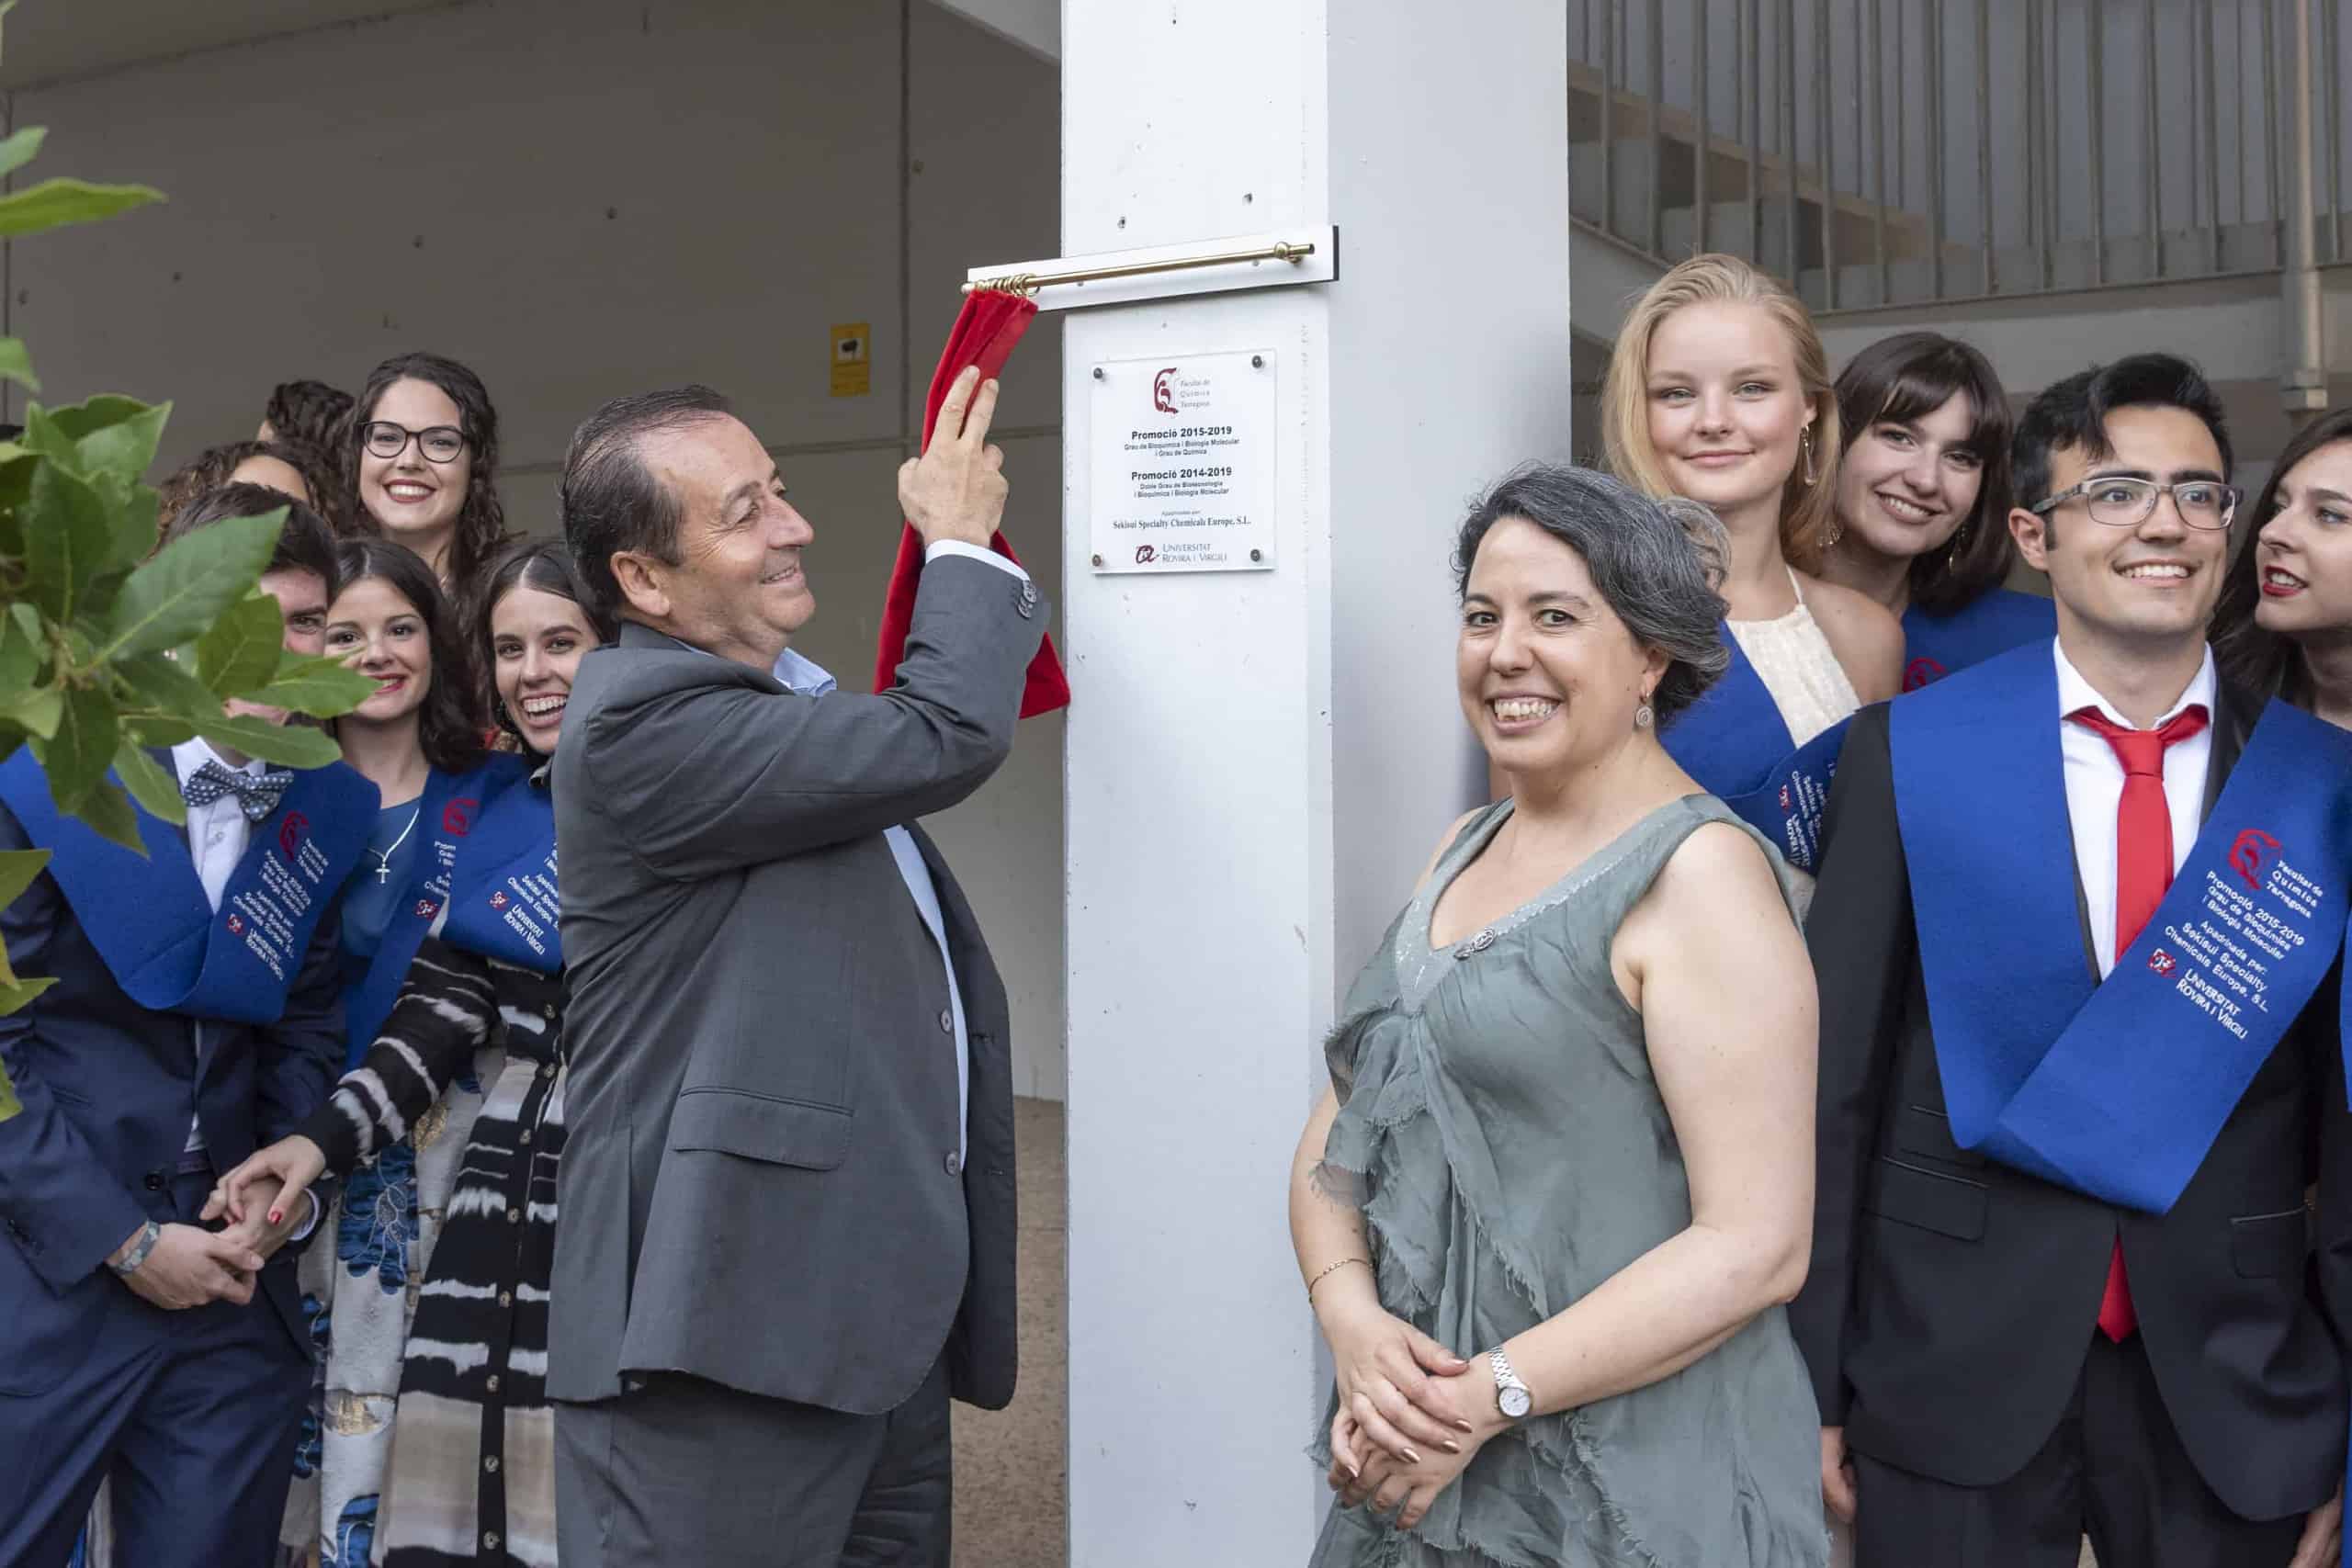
1305;1256;1371;1303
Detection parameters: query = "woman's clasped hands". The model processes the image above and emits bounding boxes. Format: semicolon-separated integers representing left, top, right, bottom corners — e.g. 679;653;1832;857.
1314;1276;1507;1531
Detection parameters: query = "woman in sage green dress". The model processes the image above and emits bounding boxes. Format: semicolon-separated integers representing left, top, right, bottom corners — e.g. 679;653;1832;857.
1288;464;1828;1567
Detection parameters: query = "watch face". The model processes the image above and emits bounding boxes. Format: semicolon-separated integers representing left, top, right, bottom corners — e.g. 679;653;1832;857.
1499;1385;1532;1419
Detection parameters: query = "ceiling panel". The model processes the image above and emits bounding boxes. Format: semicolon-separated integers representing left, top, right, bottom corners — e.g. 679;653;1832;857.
1;0;458;90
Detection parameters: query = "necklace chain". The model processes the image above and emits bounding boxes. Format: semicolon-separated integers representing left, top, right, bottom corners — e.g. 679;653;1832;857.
369;807;424;884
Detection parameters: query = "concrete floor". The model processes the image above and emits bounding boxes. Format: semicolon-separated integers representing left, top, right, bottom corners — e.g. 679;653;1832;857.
951;1097;1069;1568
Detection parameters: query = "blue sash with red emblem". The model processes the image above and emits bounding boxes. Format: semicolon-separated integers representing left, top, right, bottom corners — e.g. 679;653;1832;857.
0;750;376;1023
1660;624;1851;873
1899;588;2056;692
1892;644;2352;1213
442;774;560;975
338;753;529;1067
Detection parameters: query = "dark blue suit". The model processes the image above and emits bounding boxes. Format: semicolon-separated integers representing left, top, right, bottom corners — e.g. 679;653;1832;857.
0;787;346;1568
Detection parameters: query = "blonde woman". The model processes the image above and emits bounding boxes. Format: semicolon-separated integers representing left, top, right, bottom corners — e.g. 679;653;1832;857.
1602;254;1902;872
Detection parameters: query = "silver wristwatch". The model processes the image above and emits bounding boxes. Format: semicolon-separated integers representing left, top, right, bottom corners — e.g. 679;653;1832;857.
1488;1348;1532;1420
109;1219;162;1277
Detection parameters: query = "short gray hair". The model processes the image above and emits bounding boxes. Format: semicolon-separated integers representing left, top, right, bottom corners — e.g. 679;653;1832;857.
1452;463;1730;723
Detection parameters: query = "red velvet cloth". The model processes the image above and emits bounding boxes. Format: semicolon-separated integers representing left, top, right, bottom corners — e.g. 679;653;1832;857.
871;290;1070;716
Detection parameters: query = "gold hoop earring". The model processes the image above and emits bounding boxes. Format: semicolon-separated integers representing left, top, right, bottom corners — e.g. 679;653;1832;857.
1800;428;1820;488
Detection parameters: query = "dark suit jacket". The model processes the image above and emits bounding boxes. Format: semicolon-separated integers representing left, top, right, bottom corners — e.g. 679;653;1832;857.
1792;686;2352;1521
547;554;1045;1416
0;791;347;1393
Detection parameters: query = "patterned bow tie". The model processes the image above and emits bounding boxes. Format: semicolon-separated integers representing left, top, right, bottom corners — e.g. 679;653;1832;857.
180;758;294;823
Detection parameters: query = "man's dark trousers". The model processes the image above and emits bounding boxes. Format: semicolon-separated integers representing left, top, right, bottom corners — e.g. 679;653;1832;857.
0;1168;308;1568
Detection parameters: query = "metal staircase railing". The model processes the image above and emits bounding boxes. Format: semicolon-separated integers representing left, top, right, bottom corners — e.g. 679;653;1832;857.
1569;0;2346;317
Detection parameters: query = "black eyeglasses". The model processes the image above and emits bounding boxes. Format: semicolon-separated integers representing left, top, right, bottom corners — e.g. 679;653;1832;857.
2030;476;2240;532
362;421;468;465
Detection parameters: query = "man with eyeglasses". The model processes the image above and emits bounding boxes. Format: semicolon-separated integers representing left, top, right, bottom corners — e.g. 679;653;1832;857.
1795;353;2352;1566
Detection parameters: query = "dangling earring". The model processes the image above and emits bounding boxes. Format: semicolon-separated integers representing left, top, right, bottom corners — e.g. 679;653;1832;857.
1822;513;1843;549
1634;694;1656;730
1800;427;1820;488
1946;523;1971;573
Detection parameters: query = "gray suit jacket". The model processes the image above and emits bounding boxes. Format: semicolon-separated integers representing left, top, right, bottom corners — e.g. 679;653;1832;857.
546;553;1045;1415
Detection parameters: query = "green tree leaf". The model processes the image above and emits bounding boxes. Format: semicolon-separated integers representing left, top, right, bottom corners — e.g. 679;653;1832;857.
192;713;343;770
51;395;169;483
194;592;287;695
97;508;281;660
0;177;163;240
71;776;142;853
0;125;45;183
29;683;119;810
0;336;38;393
251;652;375;717
21;460;110;623
0;604;40;691
111;739;182;825
0;844;49;909
0;683;61;739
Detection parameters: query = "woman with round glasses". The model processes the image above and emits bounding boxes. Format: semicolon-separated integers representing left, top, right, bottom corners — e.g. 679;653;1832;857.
350;352;514;588
2212;405;2352;725
1818;333;2052;689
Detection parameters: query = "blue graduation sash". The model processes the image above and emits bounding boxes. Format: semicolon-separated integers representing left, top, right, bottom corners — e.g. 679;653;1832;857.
0;750;377;1023
1660;624;1852;873
336;754;530;1067
1892;644;2352;1213
1900;588;2055;692
442;775;560;975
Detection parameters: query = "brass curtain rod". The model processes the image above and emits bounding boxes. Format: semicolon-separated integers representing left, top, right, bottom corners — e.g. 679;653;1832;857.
965;240;1317;298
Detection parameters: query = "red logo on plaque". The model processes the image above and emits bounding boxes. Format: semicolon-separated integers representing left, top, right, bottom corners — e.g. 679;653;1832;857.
2147;949;2177;976
490;891;509;910
1152;367;1179;415
1134;545;1157;565
443;797;478;835
277;811;308;856
225;913;244;936
1902;657;1947;693
2229;829;2281;891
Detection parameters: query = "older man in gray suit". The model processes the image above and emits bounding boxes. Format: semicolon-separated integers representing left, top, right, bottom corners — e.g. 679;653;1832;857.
547;367;1042;1567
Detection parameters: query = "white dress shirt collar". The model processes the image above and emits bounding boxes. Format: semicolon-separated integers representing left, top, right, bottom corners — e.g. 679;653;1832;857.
2052;637;2217;731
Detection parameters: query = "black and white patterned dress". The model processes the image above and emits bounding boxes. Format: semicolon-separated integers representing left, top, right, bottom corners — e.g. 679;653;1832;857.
300;935;567;1568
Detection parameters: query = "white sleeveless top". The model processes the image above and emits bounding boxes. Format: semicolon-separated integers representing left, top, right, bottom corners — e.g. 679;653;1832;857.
1727;568;1861;748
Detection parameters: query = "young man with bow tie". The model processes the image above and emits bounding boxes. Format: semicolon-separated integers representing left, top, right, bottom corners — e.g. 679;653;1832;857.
0;486;379;1567
1795;355;2352;1568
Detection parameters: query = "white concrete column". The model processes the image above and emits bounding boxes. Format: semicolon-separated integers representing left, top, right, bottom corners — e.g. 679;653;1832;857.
1060;4;1571;1562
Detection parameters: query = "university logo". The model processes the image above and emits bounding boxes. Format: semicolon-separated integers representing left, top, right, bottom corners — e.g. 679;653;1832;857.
1778;784;1792;813
443;797;478;835
225;913;245;936
413;899;437;919
1902;657;1946;693
1135;545;1157;565
2229;829;2281;892
1152;367;1179;415
490;891;509;910
2147;948;2177;976
277;811;308;856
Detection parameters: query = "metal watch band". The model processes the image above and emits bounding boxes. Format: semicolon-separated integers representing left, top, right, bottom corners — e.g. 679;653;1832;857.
109;1219;163;1277
1488;1348;1532;1417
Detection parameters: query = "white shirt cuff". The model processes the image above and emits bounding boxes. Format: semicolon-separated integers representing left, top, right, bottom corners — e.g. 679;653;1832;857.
925;539;1029;582
282;1189;322;1244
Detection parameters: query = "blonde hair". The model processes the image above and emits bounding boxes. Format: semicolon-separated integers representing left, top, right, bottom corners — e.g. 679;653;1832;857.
1600;254;1842;571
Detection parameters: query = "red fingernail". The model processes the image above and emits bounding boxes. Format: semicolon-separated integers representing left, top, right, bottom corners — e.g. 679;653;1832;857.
268;1210;281;1224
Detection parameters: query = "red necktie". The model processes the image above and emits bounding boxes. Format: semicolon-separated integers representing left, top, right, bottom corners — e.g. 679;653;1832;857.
2064;702;2210;1341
